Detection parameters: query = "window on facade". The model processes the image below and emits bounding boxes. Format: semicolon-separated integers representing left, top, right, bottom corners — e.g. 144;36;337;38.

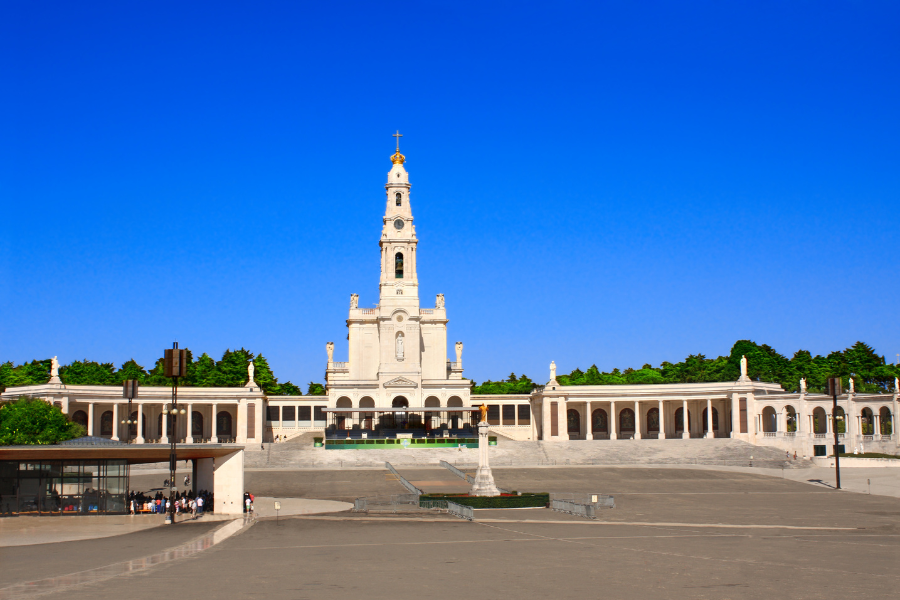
267;406;280;422
502;405;515;425
396;192;402;206
314;406;325;421
283;406;295;421
517;404;531;424
395;253;404;278
487;405;500;425
100;411;113;436
298;406;311;421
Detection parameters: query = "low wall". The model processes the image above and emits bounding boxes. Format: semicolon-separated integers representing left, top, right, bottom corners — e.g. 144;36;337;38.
811;457;900;468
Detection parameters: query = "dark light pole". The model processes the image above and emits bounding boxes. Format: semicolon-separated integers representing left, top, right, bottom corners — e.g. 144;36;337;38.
826;377;842;490
164;343;187;524
122;380;139;444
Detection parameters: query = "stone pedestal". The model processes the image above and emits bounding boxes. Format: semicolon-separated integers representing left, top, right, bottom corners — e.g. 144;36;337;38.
470;422;500;497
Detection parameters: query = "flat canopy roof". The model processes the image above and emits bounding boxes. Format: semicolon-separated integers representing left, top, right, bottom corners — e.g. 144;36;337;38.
322;407;476;413
0;444;242;464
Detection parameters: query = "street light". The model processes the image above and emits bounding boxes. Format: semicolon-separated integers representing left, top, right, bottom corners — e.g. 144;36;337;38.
122;380;139;444
826;377;842;490
164;342;187;524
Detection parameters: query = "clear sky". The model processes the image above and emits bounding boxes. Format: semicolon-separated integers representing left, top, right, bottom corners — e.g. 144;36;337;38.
2;1;898;387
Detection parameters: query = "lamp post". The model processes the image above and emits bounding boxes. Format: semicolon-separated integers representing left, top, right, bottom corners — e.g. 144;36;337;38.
163;343;187;524
121;380;139;444
826;377;842;490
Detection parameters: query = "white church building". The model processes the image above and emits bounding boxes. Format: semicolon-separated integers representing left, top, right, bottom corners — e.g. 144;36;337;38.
3;139;897;458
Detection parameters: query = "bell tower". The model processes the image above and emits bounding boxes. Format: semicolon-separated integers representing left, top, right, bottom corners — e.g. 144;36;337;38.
379;131;419;309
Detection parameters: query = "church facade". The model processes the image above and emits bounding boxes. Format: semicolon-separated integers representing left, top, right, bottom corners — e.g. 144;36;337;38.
2;139;897;458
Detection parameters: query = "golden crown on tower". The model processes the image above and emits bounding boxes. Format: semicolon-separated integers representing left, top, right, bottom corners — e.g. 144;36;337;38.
391;150;406;165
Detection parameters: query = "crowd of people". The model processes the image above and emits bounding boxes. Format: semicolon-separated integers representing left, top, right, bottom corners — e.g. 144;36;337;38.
128;489;214;516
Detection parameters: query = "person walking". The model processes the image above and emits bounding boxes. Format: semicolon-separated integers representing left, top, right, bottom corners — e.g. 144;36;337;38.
197;496;204;515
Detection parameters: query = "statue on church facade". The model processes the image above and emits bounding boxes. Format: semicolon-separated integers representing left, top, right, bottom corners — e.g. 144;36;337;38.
49;356;61;383
326;341;334;363
396;333;404;360
550;361;557;381
849;377;855;395
800;378;807;394
436;293;444;309
741;355;748;378
455;341;463;365
248;360;255;385
350;294;358;309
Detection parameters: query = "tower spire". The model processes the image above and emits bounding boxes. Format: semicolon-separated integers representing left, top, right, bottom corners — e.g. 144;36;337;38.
391;131;405;165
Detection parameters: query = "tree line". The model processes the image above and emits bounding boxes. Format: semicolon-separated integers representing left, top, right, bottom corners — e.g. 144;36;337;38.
0;348;327;396
471;340;900;395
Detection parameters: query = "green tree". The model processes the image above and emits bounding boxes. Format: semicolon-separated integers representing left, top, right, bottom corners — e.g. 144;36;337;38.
0;397;85;445
59;360;116;385
306;382;326;395
114;359;148;384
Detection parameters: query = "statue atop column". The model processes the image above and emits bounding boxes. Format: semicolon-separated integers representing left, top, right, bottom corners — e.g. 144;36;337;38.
455;341;463;365
436;293;444;309
326;341;334;363
49;356;61;384
479;403;488;423
247;360;256;387
550;360;557;382
849;377;855;395
350;294;358;309
738;355;751;383
800;378;807;394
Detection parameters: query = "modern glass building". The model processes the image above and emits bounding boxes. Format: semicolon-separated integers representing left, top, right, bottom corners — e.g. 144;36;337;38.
0;459;128;516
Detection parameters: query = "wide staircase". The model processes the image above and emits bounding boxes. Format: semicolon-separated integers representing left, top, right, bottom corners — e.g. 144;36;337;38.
243;438;807;469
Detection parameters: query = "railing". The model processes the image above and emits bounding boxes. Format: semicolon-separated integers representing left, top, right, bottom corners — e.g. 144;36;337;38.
446;361;461;369
763;432;777;437
447;501;474;521
783;432;796;437
863;435;874;441
360;308;377;315
439;460;474;484
551;499;596;519
814;433;827;439
882;434;893;441
421;309;434;314
385;462;423;495
329;362;349;370
419;499;449;511
353;498;367;512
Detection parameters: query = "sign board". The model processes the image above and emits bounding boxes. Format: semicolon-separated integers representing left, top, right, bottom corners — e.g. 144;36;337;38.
274;501;281;511
591;495;598;503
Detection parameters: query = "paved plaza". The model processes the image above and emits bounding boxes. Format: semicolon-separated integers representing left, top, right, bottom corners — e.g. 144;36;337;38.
2;465;900;600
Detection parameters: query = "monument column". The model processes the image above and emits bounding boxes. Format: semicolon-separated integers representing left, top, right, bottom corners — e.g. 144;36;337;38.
705;398;713;439
658;399;666;439
87;402;95;436
541;399;551;441
585;401;593;440
111;403;119;441
634;401;642;440
211;403;218;443
682;399;689;439
609;400;617;440
730;393;739;438
186;404;194;443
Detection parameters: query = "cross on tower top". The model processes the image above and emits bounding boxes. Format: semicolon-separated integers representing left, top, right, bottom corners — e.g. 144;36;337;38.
393;130;402;151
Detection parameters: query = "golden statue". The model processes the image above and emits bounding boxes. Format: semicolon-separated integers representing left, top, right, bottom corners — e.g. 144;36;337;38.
479;403;488;423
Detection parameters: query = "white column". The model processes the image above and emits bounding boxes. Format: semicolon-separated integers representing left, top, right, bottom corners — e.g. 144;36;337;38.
585;401;593;440
634;401;642;440
658;399;665;439
136;404;145;443
826;412;833;434
609;401;617;440
87;403;95;436
161;406;169;444
874;414;881;440
682;399;689;439
255;401;264;444
705;398;713;438
186;403;194;443
211;403;218;443
557;400;566;440
730;393;739;438
541;399;551;440
111;403;119;441
237;400;248;444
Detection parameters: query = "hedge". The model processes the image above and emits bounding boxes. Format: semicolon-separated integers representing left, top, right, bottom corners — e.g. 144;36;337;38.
420;493;549;509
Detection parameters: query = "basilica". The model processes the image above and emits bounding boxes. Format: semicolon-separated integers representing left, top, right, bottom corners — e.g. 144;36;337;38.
3;138;898;459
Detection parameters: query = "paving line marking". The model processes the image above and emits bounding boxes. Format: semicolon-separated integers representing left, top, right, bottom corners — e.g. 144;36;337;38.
0;517;253;600
474;521;900;580
227;533;746;551
291;515;858;530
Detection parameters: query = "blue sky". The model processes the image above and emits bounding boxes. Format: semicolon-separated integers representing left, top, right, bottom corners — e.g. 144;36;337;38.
2;1;899;386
